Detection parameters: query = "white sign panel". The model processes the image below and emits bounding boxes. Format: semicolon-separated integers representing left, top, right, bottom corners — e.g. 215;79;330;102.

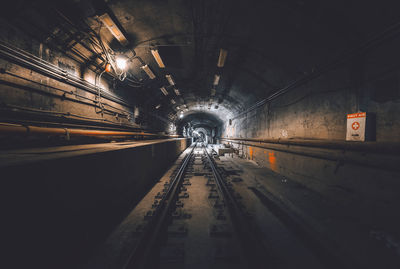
346;112;366;141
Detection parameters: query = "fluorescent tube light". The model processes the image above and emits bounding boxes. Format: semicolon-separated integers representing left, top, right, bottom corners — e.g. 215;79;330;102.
165;74;175;85
160;86;168;96
211;88;216;96
171;99;176;104
217;49;228;67
99;13;128;46
155;104;161;109
141;64;156;79
151;49;165;68
174;88;181;96
213;74;220;86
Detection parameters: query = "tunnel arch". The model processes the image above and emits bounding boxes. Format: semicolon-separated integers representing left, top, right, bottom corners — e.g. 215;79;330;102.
177;111;223;143
192;127;209;143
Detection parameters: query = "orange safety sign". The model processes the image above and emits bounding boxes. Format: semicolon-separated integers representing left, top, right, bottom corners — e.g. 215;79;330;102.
347;112;366;119
346;112;366;141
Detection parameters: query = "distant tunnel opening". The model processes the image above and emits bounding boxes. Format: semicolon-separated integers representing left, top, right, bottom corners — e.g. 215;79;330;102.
177;111;223;144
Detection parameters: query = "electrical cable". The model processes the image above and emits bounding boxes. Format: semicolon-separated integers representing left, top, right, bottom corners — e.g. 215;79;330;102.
1;69;134;118
231;20;400;120
0;40;130;107
95;69;108;116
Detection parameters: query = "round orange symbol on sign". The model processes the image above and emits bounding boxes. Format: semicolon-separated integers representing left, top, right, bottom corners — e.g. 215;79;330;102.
352;122;360;130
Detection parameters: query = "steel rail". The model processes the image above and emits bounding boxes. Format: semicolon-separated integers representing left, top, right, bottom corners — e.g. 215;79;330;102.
203;145;353;269
123;143;197;269
202;145;268;269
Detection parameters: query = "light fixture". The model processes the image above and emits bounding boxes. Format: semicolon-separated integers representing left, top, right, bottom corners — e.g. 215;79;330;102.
165;74;175;86
179;112;184;118
211;88;216;96
171;99;176;104
160;86;168;96
213;74;220;86
151;49;165;68
176;106;180;110
155;104;161;109
174;88;181;96
116;56;128;70
99;13;128;46
141;64;156;79
217;49;228;67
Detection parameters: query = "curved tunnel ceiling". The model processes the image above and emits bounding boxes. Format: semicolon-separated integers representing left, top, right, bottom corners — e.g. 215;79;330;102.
6;0;399;129
102;0;400;125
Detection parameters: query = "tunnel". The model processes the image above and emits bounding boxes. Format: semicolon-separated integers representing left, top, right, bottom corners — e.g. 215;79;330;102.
0;0;399;268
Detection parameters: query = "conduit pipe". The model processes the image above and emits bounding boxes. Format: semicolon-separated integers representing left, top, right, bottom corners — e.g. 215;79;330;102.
0;41;130;108
221;137;400;154
0;123;163;139
0;41;172;125
231;20;400;120
221;138;400;171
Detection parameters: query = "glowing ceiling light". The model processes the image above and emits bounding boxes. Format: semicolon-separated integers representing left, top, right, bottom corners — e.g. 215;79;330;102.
141;64;156;79
160;86;168;96
179;113;184;118
213;74;220;86
116;56;128;70
165;74;175;86
151;49;165;68
99;13;128;45
155;104;161;109
171;99;176;104
217;49;228;67
174;88;181;96
176;106;180;110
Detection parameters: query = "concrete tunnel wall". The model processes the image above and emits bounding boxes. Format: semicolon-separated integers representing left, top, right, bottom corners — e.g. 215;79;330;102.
0;138;191;268
220;25;400;191
219;30;400;256
0;22;169;133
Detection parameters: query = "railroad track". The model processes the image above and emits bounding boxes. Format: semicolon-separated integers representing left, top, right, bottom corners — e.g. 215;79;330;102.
123;143;197;269
201;145;268;268
77;139;359;269
121;142;270;269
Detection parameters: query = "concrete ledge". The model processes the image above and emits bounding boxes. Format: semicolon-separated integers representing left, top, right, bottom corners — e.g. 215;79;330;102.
222;138;400;243
221;138;400;171
221;137;400;154
0;138;190;268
